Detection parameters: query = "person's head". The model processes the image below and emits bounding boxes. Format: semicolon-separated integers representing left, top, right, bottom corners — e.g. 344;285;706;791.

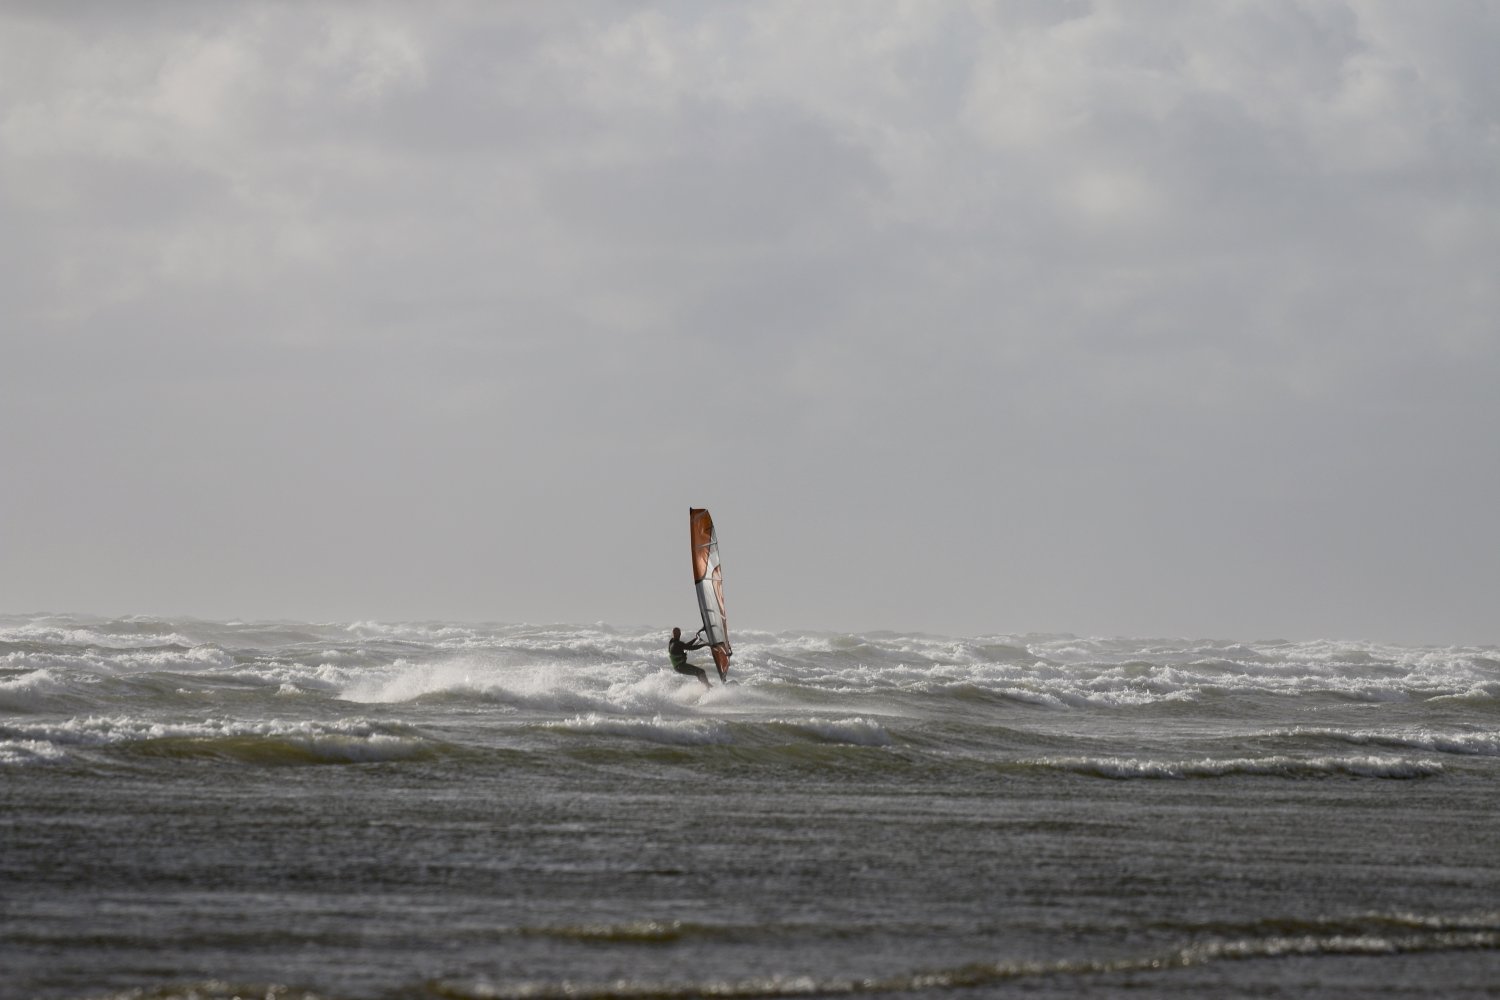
672;627;681;638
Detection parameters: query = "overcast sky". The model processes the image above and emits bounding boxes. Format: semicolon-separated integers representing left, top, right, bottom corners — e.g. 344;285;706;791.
3;2;1497;643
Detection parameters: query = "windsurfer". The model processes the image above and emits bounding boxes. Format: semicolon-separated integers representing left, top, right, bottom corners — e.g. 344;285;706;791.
667;627;712;688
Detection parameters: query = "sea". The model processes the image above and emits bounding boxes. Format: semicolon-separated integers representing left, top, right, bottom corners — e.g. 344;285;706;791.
3;613;1499;1000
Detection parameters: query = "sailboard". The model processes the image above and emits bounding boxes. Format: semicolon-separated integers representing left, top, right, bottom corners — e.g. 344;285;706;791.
689;507;732;682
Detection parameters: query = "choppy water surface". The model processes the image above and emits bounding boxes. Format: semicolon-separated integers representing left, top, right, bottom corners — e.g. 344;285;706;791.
3;614;1499;998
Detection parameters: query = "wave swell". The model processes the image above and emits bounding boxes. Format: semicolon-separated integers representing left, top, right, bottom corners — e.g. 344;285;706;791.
430;917;1500;998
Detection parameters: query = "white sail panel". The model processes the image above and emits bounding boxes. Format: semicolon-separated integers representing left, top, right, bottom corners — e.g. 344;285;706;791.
689;507;731;681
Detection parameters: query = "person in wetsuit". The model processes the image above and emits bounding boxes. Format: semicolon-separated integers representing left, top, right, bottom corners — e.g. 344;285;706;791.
667;626;712;688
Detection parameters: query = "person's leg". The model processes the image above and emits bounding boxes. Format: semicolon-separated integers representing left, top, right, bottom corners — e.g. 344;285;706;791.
674;662;711;688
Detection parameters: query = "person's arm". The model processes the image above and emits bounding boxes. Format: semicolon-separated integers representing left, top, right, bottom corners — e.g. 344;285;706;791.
685;637;707;649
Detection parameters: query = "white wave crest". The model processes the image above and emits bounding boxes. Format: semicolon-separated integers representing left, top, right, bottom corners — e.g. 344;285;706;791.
1281;726;1500;757
552;713;732;746
0;668;70;711
340;656;708;717
0;738;69;765
0;715;436;765
1034;754;1443;780
1;644;235;682
776;716;893;746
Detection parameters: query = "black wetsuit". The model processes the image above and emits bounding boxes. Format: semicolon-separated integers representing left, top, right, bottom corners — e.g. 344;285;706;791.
668;634;710;687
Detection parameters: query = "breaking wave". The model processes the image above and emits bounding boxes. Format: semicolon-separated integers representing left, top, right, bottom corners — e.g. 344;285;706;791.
0;715;442;766
3;614;1497;781
1024;753;1444;780
67;909;1500;1000
550;713;734;746
770;716;893;746
1276;726;1500;757
428;913;1500;999
5;614;1498;713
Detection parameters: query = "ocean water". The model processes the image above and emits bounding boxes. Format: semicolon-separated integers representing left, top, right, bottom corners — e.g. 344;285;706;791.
3;614;1499;999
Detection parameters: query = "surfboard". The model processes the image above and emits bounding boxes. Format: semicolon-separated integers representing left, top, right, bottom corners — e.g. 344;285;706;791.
689;507;732;682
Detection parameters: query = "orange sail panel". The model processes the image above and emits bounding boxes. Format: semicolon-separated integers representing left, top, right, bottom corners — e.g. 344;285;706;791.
689;507;731;682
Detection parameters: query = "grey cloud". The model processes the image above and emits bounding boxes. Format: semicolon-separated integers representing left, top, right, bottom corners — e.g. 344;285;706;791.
1;1;1496;641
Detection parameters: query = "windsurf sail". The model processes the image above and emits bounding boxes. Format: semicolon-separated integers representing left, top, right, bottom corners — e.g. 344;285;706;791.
689;507;731;682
